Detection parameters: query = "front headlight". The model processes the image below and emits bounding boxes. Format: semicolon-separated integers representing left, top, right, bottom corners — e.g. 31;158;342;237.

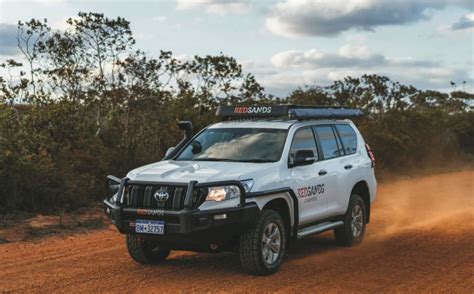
206;185;240;202
205;179;254;202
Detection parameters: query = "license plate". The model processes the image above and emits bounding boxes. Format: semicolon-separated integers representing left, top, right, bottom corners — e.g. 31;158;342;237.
135;220;165;235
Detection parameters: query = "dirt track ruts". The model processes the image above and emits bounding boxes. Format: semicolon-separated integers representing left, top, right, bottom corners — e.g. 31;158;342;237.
1;170;473;293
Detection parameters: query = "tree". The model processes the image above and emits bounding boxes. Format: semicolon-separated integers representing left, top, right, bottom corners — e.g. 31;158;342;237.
1;12;472;213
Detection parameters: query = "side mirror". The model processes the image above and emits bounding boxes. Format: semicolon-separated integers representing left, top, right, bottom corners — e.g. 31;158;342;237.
165;147;175;157
290;150;316;167
191;141;202;154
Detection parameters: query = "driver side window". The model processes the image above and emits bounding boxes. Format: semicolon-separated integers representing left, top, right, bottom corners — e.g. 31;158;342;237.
289;128;318;165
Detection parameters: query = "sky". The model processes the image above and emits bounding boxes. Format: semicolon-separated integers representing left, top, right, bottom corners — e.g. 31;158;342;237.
0;0;473;97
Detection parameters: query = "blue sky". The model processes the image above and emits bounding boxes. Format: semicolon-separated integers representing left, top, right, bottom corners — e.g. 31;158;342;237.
1;0;473;96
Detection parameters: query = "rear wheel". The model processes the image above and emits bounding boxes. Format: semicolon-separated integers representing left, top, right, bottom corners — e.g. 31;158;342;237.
239;209;286;276
334;194;366;246
126;234;171;264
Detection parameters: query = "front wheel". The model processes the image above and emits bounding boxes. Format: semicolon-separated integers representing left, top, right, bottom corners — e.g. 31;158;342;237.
334;194;367;246
126;234;171;264
239;209;287;276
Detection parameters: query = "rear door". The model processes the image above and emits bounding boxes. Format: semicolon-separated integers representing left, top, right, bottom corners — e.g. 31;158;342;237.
312;125;344;218
330;123;364;215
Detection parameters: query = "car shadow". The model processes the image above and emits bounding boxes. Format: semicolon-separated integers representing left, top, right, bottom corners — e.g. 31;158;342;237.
286;231;341;257
154;231;342;275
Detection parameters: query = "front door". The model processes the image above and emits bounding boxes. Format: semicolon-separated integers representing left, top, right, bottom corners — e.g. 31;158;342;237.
288;127;329;226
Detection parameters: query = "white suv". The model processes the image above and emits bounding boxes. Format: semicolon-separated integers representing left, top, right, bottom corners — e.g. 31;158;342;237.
104;105;377;275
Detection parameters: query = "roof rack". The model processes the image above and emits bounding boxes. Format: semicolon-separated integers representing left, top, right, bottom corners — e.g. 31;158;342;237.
215;105;363;121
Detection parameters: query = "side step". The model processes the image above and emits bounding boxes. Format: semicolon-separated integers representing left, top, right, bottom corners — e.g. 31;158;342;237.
297;221;344;239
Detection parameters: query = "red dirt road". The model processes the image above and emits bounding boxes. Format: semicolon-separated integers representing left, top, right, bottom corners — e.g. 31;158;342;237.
1;170;473;293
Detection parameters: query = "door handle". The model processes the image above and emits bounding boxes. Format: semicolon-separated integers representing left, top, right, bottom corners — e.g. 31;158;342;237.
318;169;327;176
344;164;353;170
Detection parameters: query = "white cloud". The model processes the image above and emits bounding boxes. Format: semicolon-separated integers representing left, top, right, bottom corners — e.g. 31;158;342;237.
176;0;249;15
241;60;278;76
259;43;472;95
451;13;474;31
51;17;75;31
258;70;328;93
270;45;438;69
260;64;473;96
338;44;374;59
266;0;472;37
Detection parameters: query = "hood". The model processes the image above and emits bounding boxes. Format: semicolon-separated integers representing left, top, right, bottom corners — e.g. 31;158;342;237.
126;160;277;183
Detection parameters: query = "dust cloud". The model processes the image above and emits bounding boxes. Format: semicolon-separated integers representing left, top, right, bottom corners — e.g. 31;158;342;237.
370;169;474;238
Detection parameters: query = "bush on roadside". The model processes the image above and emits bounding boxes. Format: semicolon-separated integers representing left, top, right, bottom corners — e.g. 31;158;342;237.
0;13;472;213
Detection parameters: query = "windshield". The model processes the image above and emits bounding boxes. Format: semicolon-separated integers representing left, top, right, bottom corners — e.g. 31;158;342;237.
175;128;287;162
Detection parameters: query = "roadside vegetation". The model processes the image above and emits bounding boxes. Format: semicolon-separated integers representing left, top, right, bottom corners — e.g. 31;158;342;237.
1;12;473;213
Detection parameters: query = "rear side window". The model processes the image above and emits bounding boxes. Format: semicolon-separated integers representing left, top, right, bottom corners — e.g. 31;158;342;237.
313;126;341;159
289;128;318;163
336;124;358;155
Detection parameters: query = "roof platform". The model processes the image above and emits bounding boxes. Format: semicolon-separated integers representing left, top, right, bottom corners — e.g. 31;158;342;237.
216;105;363;121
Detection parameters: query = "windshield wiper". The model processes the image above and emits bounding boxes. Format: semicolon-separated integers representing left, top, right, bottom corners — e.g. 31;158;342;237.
193;157;231;161
192;158;273;163
238;159;274;163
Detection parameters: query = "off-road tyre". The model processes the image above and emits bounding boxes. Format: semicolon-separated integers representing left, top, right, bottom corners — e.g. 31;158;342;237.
239;209;286;276
126;234;171;264
334;194;367;246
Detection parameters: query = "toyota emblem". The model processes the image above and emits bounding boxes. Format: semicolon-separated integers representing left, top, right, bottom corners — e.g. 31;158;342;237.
154;190;169;202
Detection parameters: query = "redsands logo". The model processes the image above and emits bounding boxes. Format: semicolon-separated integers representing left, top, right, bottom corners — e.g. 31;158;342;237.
297;184;325;198
136;209;164;216
234;106;272;114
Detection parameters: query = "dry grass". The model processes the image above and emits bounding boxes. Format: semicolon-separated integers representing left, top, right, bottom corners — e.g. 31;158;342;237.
0;207;108;242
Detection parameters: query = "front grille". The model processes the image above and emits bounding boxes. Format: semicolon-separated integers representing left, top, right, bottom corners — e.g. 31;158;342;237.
125;184;208;210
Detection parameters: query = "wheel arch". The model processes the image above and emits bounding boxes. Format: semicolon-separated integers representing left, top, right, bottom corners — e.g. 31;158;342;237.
247;190;297;237
351;181;371;223
262;198;292;240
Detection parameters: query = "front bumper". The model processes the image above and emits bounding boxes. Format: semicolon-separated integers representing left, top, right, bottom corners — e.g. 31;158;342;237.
104;176;261;250
104;199;259;235
104;199;260;250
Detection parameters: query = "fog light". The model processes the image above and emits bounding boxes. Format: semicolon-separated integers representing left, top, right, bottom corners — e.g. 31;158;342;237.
214;214;227;220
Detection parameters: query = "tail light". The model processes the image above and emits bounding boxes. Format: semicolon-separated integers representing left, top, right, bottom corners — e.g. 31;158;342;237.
365;143;375;168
